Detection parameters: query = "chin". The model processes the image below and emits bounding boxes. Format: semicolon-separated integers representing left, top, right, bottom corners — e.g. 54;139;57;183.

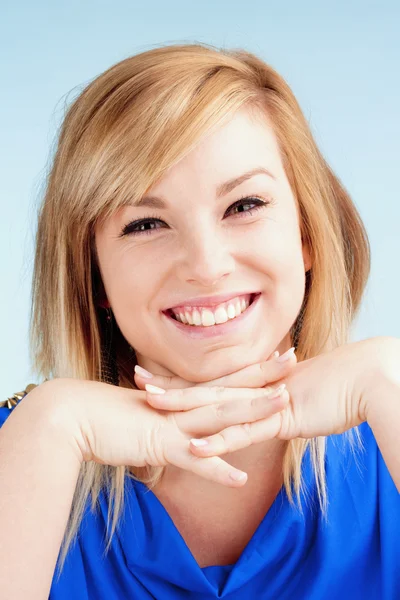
179;355;255;384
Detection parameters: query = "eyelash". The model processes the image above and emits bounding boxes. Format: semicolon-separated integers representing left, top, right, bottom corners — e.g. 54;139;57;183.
119;195;273;237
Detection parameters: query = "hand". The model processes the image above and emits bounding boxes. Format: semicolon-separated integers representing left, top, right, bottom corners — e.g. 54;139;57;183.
50;376;290;488
133;347;297;391
137;340;382;460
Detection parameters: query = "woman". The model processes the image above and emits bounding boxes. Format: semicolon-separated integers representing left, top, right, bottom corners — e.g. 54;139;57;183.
1;42;399;599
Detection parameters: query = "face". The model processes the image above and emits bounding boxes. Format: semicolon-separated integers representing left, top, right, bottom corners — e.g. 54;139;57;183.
95;106;311;383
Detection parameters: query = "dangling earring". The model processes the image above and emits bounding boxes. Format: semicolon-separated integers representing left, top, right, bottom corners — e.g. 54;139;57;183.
292;302;306;351
292;269;311;351
100;306;120;386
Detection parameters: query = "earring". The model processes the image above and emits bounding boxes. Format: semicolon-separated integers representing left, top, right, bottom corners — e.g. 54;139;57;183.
100;307;120;386
292;269;311;350
292;303;305;350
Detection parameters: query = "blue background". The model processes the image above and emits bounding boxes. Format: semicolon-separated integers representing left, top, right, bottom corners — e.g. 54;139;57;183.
1;0;399;395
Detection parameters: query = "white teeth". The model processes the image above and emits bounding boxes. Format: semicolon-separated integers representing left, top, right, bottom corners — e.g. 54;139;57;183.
192;309;202;326
214;306;229;324
170;294;254;327
235;300;241;316
227;303;236;319
201;309;216;326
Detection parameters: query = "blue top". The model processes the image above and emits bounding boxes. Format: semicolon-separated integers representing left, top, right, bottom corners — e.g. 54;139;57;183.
1;399;399;599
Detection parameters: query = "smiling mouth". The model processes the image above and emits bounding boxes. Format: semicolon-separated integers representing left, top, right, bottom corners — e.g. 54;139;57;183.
164;293;260;327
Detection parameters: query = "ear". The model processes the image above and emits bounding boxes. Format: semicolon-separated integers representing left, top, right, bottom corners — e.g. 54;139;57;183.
302;240;312;273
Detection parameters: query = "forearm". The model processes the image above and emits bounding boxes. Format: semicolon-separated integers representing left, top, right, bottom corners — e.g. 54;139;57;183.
365;376;400;493
0;380;84;600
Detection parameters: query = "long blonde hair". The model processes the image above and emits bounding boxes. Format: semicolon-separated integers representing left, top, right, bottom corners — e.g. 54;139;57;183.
29;42;370;575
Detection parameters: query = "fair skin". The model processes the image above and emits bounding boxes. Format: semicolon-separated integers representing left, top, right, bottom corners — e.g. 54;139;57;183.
1;115;398;594
94;106;400;565
94;106;311;563
95;105;310;483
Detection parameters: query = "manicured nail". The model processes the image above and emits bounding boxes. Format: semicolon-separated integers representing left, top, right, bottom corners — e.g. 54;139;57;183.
229;471;247;482
266;383;286;400
134;365;153;379
145;384;166;395
190;438;208;447
276;347;295;363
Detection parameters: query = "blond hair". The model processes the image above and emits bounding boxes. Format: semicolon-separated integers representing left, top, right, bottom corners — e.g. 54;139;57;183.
29;42;370;575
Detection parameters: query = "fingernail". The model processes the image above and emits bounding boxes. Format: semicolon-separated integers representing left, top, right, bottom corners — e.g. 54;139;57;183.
229;471;247;482
266;383;286;400
276;347;295;363
134;365;153;379
145;384;166;394
190;438;208;447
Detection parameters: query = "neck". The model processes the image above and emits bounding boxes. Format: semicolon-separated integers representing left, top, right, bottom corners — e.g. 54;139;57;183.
158;438;288;498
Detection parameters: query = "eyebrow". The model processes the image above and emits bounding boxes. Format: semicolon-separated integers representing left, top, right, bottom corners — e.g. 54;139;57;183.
133;167;276;209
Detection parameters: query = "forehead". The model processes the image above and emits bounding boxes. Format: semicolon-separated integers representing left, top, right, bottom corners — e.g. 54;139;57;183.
147;106;284;194
95;105;292;235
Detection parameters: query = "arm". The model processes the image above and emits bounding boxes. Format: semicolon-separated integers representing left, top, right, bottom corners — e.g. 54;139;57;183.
363;337;400;493
0;380;85;600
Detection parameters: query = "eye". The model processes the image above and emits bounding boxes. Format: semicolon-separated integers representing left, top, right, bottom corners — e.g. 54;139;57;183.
119;195;272;237
224;195;271;219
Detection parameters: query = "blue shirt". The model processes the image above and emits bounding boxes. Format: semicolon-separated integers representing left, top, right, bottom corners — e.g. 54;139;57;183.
1;399;399;599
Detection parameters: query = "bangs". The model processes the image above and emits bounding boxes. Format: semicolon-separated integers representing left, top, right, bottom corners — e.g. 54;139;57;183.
72;69;258;231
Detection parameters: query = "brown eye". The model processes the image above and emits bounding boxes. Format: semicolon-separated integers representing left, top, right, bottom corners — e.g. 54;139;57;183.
224;196;270;218
119;195;272;237
119;215;166;237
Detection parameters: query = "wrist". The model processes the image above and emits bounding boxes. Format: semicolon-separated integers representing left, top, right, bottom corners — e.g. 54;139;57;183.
358;336;400;423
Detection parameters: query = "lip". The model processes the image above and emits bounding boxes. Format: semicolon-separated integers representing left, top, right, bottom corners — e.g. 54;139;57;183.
164;290;260;311
161;292;262;339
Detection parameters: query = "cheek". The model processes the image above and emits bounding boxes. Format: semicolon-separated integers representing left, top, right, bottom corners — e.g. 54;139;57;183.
273;252;307;323
101;250;151;313
110;250;173;341
250;227;306;311
249;220;303;275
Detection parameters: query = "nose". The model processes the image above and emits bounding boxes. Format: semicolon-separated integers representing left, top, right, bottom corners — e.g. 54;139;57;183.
179;227;235;287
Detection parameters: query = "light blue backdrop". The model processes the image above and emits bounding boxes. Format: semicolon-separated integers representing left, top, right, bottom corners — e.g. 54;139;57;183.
1;0;399;396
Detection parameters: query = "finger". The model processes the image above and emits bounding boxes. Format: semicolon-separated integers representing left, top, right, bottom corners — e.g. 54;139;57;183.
134;348;297;390
145;383;279;411
188;399;288;456
167;446;248;487
134;367;191;390
194;347;297;389
174;385;288;437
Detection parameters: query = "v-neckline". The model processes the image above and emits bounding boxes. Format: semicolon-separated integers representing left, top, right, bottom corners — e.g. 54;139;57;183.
133;477;287;571
119;446;316;596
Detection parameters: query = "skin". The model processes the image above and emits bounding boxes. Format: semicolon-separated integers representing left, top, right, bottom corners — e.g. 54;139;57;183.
95;105;311;381
94;105;312;530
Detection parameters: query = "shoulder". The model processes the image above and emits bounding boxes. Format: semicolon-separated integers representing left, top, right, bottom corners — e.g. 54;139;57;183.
0;383;40;427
